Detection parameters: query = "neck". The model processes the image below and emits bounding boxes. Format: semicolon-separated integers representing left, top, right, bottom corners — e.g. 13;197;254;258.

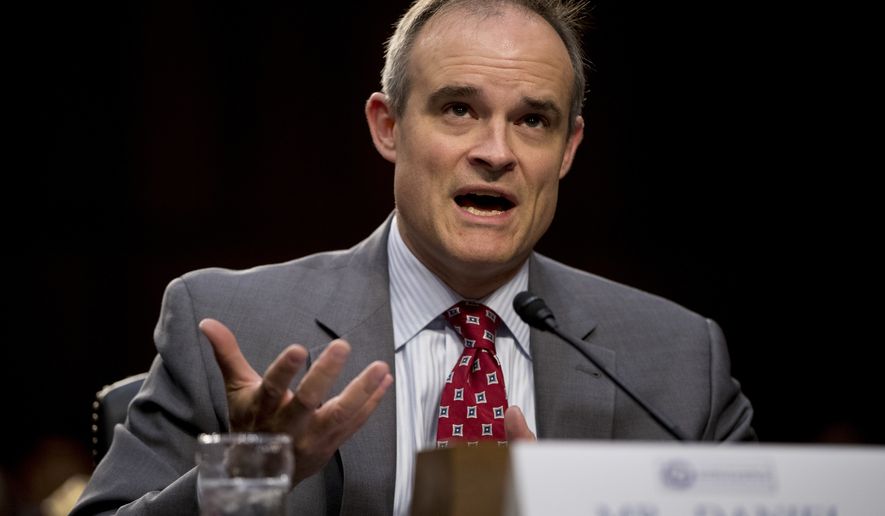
399;236;524;301
432;261;519;300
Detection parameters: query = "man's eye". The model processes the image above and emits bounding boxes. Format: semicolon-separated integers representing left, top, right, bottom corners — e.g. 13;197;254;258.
522;114;548;128
446;103;470;117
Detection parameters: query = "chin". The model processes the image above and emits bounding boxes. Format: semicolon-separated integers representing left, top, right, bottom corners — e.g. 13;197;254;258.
449;243;523;270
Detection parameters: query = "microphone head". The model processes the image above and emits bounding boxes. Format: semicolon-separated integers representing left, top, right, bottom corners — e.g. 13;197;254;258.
513;291;557;331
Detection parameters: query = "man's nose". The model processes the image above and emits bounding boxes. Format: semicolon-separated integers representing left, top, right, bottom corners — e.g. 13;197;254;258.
467;121;516;174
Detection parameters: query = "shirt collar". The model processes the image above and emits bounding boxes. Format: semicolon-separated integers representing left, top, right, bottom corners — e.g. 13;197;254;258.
388;214;531;356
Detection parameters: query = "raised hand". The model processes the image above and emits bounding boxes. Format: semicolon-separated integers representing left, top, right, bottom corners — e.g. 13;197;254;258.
199;318;393;485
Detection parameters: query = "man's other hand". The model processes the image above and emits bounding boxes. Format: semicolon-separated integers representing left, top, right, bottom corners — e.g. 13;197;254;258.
505;406;536;441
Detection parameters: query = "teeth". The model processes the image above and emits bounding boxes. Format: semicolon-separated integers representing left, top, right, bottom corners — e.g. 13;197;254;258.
464;206;503;216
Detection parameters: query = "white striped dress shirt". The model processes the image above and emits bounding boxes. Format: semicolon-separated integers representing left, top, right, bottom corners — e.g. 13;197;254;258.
388;215;537;516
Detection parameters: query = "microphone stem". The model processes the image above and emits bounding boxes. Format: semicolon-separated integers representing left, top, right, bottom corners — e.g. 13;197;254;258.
548;323;689;442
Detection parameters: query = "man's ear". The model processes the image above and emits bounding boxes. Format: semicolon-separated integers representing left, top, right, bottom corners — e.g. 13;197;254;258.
558;115;585;179
365;92;397;163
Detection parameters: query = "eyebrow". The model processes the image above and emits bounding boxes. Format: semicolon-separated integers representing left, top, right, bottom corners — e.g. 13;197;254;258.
427;85;480;107
427;85;565;125
522;96;563;121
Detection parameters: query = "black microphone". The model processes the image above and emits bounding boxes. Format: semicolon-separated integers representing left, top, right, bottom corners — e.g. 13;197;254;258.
513;291;689;441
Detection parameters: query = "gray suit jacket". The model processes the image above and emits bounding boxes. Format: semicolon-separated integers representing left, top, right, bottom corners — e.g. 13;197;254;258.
72;217;754;515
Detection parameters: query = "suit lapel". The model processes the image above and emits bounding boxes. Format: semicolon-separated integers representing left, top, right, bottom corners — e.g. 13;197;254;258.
311;218;397;515
303;220;620;512
529;254;616;439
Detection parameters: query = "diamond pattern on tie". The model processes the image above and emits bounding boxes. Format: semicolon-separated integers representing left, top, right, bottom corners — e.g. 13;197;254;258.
437;301;508;446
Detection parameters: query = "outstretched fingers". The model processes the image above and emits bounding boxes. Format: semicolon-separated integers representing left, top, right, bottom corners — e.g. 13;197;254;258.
201;326;393;484
281;340;352;426
255;344;309;420
291;360;392;482
321;361;392;435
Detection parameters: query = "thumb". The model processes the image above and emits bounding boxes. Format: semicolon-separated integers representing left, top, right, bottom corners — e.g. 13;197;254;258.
199;318;260;386
505;406;536;442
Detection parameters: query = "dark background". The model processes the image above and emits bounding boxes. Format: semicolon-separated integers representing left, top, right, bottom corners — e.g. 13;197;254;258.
4;0;879;509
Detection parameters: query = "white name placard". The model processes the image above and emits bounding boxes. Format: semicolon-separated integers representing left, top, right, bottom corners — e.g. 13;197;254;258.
505;441;885;516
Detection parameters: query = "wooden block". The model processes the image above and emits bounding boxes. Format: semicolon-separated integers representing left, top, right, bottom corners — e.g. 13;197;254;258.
411;443;510;516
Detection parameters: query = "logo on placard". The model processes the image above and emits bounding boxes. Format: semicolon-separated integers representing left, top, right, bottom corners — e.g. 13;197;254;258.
659;459;776;493
660;460;697;490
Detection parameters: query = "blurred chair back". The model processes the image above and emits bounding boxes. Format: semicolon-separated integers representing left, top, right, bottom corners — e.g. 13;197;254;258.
92;373;147;465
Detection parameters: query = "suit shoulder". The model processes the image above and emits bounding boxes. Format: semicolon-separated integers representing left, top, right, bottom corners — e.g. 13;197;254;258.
534;253;707;326
154;249;355;316
176;249;348;287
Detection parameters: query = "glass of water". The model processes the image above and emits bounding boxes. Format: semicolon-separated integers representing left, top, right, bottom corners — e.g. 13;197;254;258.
196;433;293;516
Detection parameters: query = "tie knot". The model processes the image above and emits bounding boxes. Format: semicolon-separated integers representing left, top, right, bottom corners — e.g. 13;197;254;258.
443;301;499;350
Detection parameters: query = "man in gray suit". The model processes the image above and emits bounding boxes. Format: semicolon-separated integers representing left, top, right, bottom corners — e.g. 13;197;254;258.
73;0;754;514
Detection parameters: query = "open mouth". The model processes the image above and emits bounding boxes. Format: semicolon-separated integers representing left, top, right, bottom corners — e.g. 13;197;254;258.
454;193;515;216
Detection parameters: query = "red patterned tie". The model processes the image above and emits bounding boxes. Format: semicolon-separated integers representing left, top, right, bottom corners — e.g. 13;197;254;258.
436;301;508;447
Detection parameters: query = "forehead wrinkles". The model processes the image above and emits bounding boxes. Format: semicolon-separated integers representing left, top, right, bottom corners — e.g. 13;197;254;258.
409;5;572;99
433;54;567;89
